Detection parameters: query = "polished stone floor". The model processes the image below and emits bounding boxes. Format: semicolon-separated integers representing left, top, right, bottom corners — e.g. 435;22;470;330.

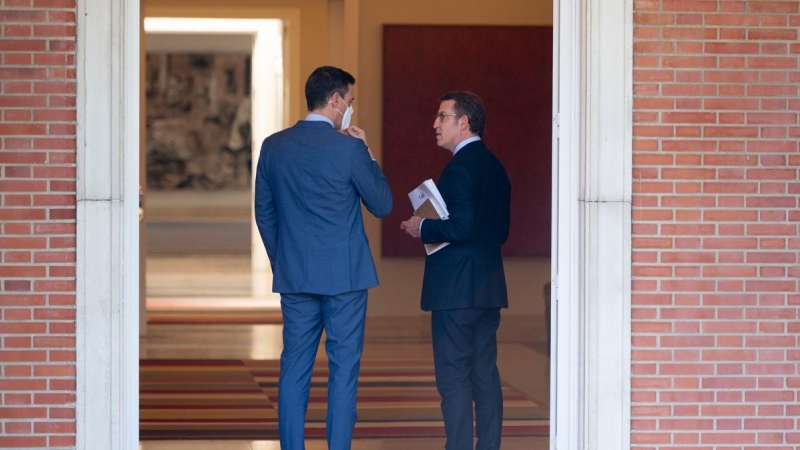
146;253;254;297
145;190;254;298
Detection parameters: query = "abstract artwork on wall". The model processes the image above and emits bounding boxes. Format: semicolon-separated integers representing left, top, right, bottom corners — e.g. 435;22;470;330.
145;53;252;191
381;25;553;257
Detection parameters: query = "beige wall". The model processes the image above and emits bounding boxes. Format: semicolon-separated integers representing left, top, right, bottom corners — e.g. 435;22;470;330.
357;0;554;317
145;0;329;123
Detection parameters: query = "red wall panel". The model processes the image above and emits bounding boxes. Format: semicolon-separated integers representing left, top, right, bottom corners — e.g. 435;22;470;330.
381;25;553;257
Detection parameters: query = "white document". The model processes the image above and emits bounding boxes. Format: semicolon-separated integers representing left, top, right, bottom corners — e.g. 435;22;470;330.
408;179;450;255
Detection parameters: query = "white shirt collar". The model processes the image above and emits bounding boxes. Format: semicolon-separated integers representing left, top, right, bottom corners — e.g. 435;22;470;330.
305;113;334;127
453;136;481;155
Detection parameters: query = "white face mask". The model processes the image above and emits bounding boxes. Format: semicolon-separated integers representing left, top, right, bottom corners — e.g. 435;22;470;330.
340;103;354;130
332;96;354;130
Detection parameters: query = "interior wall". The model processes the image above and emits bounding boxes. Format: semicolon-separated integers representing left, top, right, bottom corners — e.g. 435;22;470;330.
326;0;344;66
357;0;553;317
142;0;553;318
145;0;328;123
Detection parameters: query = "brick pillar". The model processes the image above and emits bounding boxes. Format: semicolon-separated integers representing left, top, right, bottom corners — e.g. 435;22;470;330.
0;1;78;448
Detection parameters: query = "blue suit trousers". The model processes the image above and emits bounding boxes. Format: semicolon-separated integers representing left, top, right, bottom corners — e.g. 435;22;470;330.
432;308;503;450
278;290;368;450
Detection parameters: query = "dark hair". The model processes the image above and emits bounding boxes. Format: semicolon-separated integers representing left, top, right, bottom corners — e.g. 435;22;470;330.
439;91;486;137
305;66;356;111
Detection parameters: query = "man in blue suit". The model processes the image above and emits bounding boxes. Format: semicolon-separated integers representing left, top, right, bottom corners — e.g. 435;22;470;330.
255;66;392;450
401;91;511;450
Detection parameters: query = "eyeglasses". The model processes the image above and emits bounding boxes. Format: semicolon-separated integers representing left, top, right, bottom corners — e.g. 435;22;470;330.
435;112;458;122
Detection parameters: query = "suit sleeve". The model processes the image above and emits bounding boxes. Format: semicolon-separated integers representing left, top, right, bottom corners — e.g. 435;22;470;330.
420;163;475;244
350;141;393;218
254;145;278;267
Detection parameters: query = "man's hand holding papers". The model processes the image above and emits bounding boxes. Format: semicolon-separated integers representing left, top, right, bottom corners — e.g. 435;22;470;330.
400;179;450;255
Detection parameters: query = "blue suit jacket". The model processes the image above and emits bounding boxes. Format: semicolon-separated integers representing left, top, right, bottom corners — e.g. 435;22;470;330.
254;120;392;295
420;140;511;311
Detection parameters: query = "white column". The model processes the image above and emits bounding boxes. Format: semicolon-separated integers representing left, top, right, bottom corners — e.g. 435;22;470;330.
553;0;632;448
581;0;633;447
75;0;139;448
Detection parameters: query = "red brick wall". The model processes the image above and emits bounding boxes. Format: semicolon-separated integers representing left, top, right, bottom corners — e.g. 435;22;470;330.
0;0;78;448
633;0;799;448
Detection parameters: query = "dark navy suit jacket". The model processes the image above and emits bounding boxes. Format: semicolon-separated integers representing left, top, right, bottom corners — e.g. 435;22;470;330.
420;140;511;311
254;120;392;295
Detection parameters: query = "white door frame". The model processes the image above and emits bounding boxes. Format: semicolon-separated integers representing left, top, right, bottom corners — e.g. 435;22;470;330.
75;0;632;448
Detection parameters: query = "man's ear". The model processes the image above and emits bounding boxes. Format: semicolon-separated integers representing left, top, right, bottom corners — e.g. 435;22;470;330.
459;115;470;131
327;92;339;105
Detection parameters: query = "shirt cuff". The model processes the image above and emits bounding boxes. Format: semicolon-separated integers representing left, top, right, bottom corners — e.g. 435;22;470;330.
419;218;425;234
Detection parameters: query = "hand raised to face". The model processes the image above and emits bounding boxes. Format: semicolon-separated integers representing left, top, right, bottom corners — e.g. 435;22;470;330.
343;126;375;160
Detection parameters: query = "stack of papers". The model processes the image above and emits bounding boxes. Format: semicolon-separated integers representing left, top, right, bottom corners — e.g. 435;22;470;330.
408;179;449;255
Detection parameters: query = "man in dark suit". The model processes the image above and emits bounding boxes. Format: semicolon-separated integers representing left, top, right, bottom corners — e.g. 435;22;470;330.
255;66;392;450
401;91;511;450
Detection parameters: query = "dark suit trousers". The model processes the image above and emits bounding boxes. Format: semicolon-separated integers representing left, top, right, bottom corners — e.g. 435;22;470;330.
278;290;368;450
432;308;503;450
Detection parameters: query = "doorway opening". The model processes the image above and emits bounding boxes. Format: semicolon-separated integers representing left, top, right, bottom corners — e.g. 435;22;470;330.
137;4;554;450
141;17;285;329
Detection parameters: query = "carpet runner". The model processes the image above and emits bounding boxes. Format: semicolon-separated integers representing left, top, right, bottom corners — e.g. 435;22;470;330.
146;308;283;325
140;358;549;440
